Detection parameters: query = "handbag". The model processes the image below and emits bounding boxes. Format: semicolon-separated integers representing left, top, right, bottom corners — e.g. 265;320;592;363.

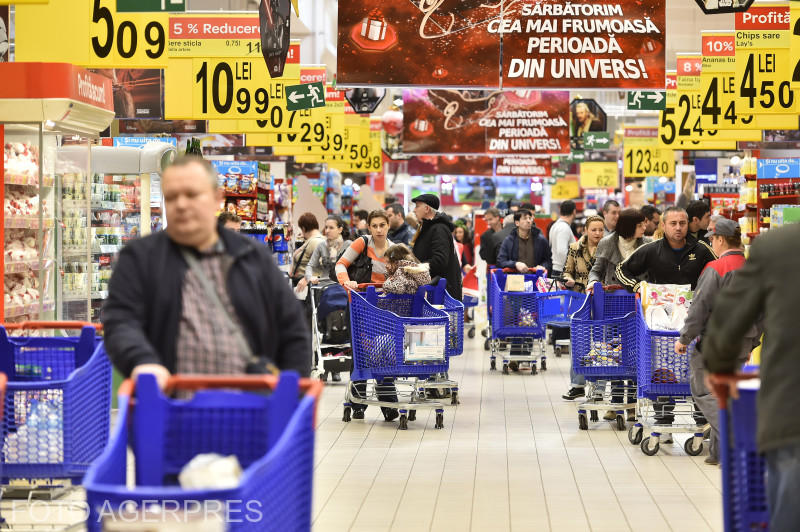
181;248;279;375
345;236;373;285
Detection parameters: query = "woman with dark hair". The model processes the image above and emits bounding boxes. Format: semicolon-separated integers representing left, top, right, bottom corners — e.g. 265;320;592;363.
588;208;649;287
453;225;474;272
291;212;324;286
301;215;352;289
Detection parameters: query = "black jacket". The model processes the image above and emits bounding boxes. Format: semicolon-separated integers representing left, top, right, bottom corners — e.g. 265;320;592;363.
496;226;553;273
702;224;800;452
481;224;514;265
387;223;414;246
478;228;496;263
616;235;715;290
412;213;463;300
102;229;310;377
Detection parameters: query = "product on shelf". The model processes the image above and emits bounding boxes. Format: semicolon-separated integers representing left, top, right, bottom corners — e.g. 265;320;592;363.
4;188;48;218
3;142;40;182
4;230;38;262
4;271;41;308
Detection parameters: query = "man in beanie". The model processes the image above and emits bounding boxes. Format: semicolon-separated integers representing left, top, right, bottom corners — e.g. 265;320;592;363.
411;194;463;300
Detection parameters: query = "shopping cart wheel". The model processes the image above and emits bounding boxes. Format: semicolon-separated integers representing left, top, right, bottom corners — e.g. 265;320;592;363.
342;406;352;423
502;363;509;375
408;410;416;422
320;371;328;383
540;359;547;371
554;346;562;357
683;436;704;456
530;363;538;375
490;358;496;371
399;414;408;430
578;413;588;430
481;327;489;338
641;437;660;456
615;415;626;431
628;425;643;445
484;338;491;351
468;327;476;339
435;411;444;429
590;410;599;422
450;390;460;405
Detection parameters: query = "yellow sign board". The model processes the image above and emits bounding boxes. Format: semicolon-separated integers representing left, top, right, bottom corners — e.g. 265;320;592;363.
580;162;618;189
551;179;580;200
164;57;300;120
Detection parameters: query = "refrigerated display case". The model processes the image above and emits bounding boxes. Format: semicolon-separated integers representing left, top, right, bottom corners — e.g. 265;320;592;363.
0;63;115;324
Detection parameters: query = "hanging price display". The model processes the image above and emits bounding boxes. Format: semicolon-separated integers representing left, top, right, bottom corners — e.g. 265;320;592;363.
164;56;300;119
550;179;580;200
623;126;674;179
659;71;738;151
701;31;798;130
735;2;798;114
792;2;800;90
579;162;618;189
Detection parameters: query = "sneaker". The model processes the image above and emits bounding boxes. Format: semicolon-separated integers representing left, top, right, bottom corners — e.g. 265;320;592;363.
352;409;365;420
562;387;585;400
603;411;617;421
508;361;519;372
704;456;719;466
332;372;342;382
383;409;400;422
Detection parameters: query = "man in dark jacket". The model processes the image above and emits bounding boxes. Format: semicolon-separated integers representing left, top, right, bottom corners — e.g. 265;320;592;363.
102;156;310;388
478;207;504;264
386;202;414;245
496;209;553;273
616;206;715;291
702;223;800;529
411;194;462;300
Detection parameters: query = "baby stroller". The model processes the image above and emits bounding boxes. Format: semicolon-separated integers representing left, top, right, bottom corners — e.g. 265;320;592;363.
310;280;353;382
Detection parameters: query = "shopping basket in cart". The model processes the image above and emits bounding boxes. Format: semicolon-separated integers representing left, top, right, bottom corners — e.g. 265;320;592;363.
570;283;638;431
345;284;454;429
488;269;550;375
630;300;706;456
710;373;768;532
0;322;110;486
83;372;323;532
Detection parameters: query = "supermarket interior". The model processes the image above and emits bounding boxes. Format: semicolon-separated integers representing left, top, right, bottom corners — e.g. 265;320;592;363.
0;0;797;530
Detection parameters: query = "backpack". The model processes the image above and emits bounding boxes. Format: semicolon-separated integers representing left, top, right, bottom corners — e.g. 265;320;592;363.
334;235;372;284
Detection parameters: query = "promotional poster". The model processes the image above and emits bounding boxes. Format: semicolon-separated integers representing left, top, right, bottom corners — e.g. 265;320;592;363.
407;155;494;176
90;69;163;119
403;89;569;155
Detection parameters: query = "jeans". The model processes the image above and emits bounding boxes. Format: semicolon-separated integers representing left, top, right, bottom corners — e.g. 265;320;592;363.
767;442;800;531
350;377;398;417
570;367;585;387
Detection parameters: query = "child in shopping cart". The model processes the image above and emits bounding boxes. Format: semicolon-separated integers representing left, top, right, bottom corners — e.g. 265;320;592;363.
383;244;432;295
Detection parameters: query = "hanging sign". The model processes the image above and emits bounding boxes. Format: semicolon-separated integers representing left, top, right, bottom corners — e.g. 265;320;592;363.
734;2;798;115
623;126;674;178
117;0;185;12
168;15;262;58
579;162;618;189
345;88;386;114
695;0;754;15
259;0;292;77
550;179;580;200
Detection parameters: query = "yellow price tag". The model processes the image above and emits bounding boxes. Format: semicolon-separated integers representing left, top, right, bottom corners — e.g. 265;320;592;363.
734;3;798;114
623;146;674;178
167;14;262;58
164;57;299;119
792;2;800;89
550;179;579;200
16;0;169;68
580;162;618;189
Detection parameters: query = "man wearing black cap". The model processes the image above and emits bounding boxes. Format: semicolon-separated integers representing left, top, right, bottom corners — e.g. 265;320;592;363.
411;194;463;300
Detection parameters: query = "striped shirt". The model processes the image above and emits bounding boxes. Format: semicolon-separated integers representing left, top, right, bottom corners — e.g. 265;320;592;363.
335;235;392;284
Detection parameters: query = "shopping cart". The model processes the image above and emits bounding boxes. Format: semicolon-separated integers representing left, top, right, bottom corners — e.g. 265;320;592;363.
417;280;464;404
488;269;550;375
309;281;353;382
344;283;455;429
710;372;767;532
0;322;110;489
571;283;638;431
537;277;586;358
482;265;496;351
83;372;323;532
630;300;706;456
462;267;479;339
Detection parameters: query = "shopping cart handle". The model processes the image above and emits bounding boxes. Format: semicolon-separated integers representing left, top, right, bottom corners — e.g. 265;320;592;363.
708;372;759;408
118;374;324;400
2;321;103;331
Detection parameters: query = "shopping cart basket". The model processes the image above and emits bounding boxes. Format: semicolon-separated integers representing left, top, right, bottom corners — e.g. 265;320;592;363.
710;372;767;532
571;284;638;431
0;322;110;486
344;284;454;429
309;281;353;382
83;372;323;532
630;301;705;456
537;279;586;357
482;265;496;351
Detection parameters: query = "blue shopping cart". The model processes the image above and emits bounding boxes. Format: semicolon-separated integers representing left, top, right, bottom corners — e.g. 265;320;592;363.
0;322;110;486
345;282;458;429
630;301;706;456
571;283;638;430
488;269;550;374
536;280;586;358
482;265;496;351
462;267;479;339
710;372;768;532
83;372;323;532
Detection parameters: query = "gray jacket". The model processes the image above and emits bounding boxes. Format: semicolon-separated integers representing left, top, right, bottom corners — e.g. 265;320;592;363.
588;233;649;286
703;225;800;452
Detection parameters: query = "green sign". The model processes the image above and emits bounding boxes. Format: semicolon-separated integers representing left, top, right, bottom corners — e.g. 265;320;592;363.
117;0;186;12
286;82;326;111
627;90;666;111
567;151;586;162
583;132;611;150
553;169;566;178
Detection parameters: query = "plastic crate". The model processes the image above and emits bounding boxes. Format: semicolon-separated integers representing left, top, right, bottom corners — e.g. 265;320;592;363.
635;300;692;398
0;326;110;482
570;286;638;378
83;373;322;532
351;286;451;381
490;270;549;338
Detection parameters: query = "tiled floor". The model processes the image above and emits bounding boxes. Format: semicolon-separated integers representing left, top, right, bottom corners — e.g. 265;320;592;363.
311;333;723;532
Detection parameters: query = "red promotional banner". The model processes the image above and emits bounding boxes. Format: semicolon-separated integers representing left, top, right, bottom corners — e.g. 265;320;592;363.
501;0;665;89
408;156;494;176
495;157;552;177
403;89;569;155
337;1;501;87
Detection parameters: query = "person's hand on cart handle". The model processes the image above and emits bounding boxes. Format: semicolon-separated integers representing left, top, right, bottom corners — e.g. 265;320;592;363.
515;262;529;273
132;363;171;391
564;278;575;288
705;373;740;403
674;340;688;354
535;265;547;273
310;276;320;285
344;280;359;290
